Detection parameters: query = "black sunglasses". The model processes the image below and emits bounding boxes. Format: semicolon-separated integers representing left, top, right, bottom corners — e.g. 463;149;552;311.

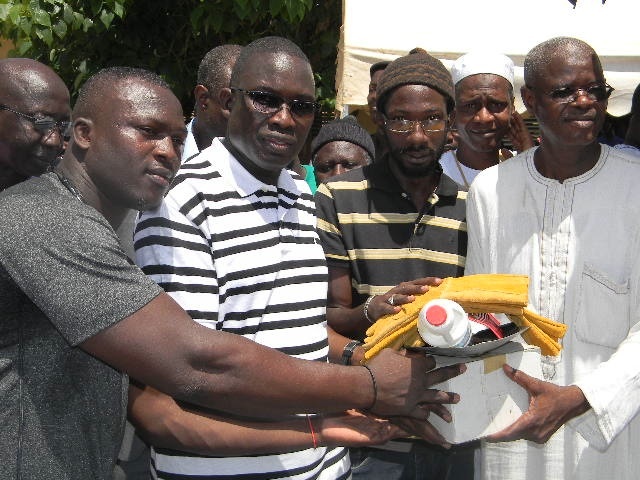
543;83;614;104
231;88;319;118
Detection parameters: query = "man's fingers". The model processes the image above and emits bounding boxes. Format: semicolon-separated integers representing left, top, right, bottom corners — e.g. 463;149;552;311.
484;421;524;443
390;417;451;449
413;277;443;287
502;364;538;393
423;403;453;422
425;363;466;388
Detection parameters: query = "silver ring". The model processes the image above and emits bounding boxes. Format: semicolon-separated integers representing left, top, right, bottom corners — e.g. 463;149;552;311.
388;294;396;306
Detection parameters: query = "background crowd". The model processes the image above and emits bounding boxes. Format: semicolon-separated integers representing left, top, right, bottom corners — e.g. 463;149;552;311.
1;30;640;480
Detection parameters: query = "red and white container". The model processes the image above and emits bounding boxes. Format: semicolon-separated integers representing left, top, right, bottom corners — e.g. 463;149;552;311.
418;298;472;348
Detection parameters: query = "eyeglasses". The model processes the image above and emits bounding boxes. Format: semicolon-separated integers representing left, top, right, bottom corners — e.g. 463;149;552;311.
231;88;319;118
383;115;447;134
543;83;614;104
0;104;71;139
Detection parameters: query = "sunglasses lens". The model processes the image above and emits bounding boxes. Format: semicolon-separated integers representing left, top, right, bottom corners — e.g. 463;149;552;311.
587;85;607;101
249;92;282;113
33;118;57;134
549;88;573;101
291;101;316;117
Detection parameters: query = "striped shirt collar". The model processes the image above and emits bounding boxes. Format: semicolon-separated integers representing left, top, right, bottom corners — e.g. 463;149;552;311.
210;138;302;201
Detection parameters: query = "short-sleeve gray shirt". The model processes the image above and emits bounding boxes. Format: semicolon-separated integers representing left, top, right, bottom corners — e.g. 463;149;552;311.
0;173;162;479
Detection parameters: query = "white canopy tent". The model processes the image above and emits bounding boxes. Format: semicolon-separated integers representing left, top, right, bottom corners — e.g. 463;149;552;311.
336;0;640;122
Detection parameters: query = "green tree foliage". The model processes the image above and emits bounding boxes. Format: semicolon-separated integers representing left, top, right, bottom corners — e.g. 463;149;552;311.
0;0;340;113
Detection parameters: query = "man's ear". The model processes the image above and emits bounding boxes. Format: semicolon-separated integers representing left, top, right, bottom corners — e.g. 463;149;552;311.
72;118;93;150
521;85;536;115
194;84;210;112
219;87;234;120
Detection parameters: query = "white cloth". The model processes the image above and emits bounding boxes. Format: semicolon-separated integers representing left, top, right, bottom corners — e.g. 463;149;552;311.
181;118;199;163
440;150;482;189
613;143;640;156
450;52;514;86
466;145;640;480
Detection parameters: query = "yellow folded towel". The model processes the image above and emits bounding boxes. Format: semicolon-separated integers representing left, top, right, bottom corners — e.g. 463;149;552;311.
363;274;567;360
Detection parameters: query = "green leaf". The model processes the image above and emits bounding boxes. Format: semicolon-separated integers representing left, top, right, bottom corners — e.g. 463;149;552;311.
189;5;204;30
8;4;22;24
17;39;32;55
19;17;32;36
113;1;124;18
72;12;84;29
82;16;93;32
90;0;102;16
100;9;114;28
33;8;52;27
0;4;10;22
53;18;67;38
63;3;74;24
35;27;53;46
209;12;222;32
270;0;283;16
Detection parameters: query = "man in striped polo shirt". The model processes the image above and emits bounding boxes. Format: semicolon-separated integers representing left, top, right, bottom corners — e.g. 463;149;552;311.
132;37;464;480
315;49;472;479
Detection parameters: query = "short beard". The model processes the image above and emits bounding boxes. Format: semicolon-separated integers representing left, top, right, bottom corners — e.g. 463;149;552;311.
388;142;446;178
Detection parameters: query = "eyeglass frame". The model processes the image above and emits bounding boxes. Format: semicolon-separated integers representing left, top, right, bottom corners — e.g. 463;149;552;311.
230;88;319;118
533;82;615;104
382;114;449;135
0;104;71;140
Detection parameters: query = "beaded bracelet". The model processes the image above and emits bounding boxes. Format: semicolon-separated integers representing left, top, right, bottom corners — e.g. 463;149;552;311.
362;364;378;411
363;295;375;324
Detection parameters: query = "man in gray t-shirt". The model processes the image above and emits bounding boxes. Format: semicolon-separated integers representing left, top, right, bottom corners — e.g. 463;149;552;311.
0;175;161;478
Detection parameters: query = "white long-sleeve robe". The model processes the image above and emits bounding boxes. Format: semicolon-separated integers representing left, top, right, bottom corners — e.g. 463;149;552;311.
465;145;640;480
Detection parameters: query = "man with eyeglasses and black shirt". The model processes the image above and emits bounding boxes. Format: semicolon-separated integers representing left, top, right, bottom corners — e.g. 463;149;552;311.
132;37;463;480
315;48;472;480
0;58;71;191
465;36;640;480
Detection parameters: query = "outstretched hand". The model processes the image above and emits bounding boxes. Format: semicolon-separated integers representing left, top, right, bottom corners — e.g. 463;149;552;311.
486;364;590;444
319;410;407;447
366;348;465;423
389;414;452;449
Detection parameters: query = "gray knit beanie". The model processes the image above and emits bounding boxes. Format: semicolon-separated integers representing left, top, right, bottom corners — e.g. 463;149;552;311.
310;115;375;160
376;47;455;114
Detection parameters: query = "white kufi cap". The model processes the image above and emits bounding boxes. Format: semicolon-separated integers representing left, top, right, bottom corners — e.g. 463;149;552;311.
451;52;515;87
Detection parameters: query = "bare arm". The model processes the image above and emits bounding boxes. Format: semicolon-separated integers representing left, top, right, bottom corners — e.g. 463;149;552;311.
128;383;406;456
81;292;464;422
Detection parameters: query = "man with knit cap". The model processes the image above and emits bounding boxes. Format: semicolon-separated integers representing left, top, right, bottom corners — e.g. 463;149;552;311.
440;51;534;189
315;48;472;480
310;115;374;185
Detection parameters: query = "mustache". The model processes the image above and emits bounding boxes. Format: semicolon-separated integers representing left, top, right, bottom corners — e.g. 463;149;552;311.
394;145;438;156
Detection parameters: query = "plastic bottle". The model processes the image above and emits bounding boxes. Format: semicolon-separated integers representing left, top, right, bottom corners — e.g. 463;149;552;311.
417;298;472;348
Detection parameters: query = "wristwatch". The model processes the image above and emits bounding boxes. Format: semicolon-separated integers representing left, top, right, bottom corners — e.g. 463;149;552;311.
341;340;363;365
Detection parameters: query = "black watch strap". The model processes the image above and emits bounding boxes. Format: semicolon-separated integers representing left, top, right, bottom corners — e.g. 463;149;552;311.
341;340;363;365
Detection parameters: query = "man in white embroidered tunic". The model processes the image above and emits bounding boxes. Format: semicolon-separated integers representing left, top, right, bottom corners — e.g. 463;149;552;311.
465;36;640;480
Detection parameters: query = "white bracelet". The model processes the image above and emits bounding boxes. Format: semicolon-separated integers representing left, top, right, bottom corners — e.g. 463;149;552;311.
363;295;375;324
